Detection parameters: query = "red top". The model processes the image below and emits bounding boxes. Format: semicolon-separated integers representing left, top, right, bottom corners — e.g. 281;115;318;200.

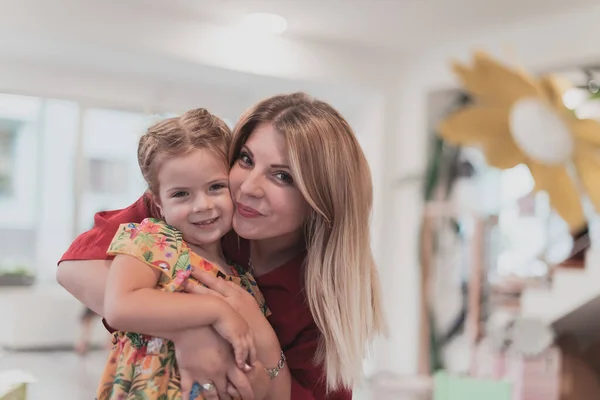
59;194;352;400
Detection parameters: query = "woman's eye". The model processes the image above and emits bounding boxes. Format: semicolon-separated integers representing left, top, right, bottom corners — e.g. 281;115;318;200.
172;191;188;198
238;151;253;166
275;171;293;184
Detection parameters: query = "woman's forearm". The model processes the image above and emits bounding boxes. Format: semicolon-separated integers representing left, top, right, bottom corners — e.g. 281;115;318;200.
56;260;110;316
262;348;292;400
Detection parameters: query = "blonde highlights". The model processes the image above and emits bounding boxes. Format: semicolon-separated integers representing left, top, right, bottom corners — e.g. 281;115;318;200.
138;108;231;194
231;93;386;391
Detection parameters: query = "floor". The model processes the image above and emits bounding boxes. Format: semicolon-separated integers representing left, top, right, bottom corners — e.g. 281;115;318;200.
0;349;108;399
0;349;372;399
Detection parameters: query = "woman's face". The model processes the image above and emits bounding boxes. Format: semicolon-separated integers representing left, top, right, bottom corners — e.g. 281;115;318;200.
229;122;310;241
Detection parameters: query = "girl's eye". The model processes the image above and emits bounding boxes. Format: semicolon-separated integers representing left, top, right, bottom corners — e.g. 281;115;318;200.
274;171;293;184
209;183;227;191
172;191;188;198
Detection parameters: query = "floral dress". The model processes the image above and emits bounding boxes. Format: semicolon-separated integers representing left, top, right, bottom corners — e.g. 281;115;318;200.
96;218;269;400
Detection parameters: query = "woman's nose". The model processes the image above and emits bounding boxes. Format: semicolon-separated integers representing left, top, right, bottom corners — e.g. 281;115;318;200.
239;171;265;198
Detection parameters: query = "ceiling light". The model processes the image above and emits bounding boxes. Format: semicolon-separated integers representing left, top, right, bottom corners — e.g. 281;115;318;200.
562;88;588;110
239;13;288;35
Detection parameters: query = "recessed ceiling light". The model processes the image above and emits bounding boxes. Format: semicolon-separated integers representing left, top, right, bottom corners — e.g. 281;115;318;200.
239;13;288;35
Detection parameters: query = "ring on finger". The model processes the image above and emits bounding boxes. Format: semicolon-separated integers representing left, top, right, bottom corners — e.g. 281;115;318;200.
190;381;216;400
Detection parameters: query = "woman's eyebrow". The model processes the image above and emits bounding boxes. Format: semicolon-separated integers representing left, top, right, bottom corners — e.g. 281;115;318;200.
241;145;254;157
271;164;290;169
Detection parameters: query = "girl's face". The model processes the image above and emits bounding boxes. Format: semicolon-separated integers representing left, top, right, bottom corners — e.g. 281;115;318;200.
229;122;310;241
155;148;233;248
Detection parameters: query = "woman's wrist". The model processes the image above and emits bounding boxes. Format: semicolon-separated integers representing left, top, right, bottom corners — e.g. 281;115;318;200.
254;324;280;357
258;338;285;371
263;350;286;380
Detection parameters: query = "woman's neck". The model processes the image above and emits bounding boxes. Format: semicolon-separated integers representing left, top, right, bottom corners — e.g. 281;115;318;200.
249;229;306;276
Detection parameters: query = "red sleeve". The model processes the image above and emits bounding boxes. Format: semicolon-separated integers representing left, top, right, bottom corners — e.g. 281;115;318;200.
59;194;157;264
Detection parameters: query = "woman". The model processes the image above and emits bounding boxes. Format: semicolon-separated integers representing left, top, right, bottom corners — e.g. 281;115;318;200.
57;92;385;400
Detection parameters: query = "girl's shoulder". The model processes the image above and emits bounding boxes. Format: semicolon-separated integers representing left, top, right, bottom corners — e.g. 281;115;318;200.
107;218;185;278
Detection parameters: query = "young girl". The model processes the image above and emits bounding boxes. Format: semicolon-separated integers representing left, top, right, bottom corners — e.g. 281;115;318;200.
98;108;269;399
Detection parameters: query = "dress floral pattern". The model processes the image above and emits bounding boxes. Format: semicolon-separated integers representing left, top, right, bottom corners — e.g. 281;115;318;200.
96;218;269;400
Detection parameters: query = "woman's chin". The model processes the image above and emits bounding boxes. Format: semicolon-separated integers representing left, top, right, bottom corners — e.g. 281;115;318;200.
232;217;264;240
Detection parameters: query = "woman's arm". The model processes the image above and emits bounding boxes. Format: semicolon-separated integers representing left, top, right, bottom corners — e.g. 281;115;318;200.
57;260;110;316
186;270;352;400
174;326;255;400
57;195;154;314
185;271;292;400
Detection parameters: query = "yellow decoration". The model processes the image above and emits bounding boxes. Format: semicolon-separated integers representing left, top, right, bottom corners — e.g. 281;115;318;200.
438;51;600;232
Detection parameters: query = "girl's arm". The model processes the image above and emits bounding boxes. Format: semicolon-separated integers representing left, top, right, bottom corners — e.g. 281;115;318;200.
104;253;256;366
56;259;187;340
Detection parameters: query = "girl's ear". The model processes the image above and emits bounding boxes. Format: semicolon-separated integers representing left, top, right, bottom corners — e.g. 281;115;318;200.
152;192;164;219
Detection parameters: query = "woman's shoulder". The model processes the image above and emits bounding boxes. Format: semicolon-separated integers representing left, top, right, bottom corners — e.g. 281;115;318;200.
58;194;157;263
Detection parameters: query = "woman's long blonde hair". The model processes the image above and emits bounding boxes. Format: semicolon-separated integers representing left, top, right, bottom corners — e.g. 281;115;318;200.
230;93;386;391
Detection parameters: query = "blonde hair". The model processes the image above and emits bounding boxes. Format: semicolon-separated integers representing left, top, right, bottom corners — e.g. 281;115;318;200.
138;108;231;194
231;93;386;391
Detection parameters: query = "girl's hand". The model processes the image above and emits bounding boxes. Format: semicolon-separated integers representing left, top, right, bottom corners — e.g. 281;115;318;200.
213;303;257;368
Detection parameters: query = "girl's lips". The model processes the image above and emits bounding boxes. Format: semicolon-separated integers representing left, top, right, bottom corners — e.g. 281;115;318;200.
192;217;219;228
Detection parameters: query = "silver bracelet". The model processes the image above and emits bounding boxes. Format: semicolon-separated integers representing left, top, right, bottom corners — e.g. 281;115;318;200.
264;350;286;380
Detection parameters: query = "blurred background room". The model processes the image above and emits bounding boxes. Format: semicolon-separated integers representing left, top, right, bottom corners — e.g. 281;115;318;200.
2;0;600;399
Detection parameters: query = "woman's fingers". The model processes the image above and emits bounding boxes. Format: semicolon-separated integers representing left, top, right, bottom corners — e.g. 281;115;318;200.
227;383;241;399
182;279;223;297
215;375;233;400
179;369;194;400
227;367;255;400
192;270;235;296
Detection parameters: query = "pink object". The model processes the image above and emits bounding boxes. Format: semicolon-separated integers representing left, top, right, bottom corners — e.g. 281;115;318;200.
504;347;561;400
471;342;561;400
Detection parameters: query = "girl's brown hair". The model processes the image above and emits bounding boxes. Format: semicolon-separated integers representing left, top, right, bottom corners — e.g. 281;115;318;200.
138;108;231;194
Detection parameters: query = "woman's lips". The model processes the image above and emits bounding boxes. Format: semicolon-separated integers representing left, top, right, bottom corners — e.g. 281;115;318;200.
236;203;262;218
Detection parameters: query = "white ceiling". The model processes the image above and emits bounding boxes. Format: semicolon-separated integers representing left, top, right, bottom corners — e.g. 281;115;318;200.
127;0;600;52
5;0;600;99
7;0;600;67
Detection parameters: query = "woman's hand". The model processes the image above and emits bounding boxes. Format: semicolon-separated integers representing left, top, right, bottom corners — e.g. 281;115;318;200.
183;271;292;400
172;326;255;400
227;361;271;400
183;271;277;351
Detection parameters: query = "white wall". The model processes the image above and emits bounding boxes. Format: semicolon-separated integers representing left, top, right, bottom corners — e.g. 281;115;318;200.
372;4;600;377
0;95;41;229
